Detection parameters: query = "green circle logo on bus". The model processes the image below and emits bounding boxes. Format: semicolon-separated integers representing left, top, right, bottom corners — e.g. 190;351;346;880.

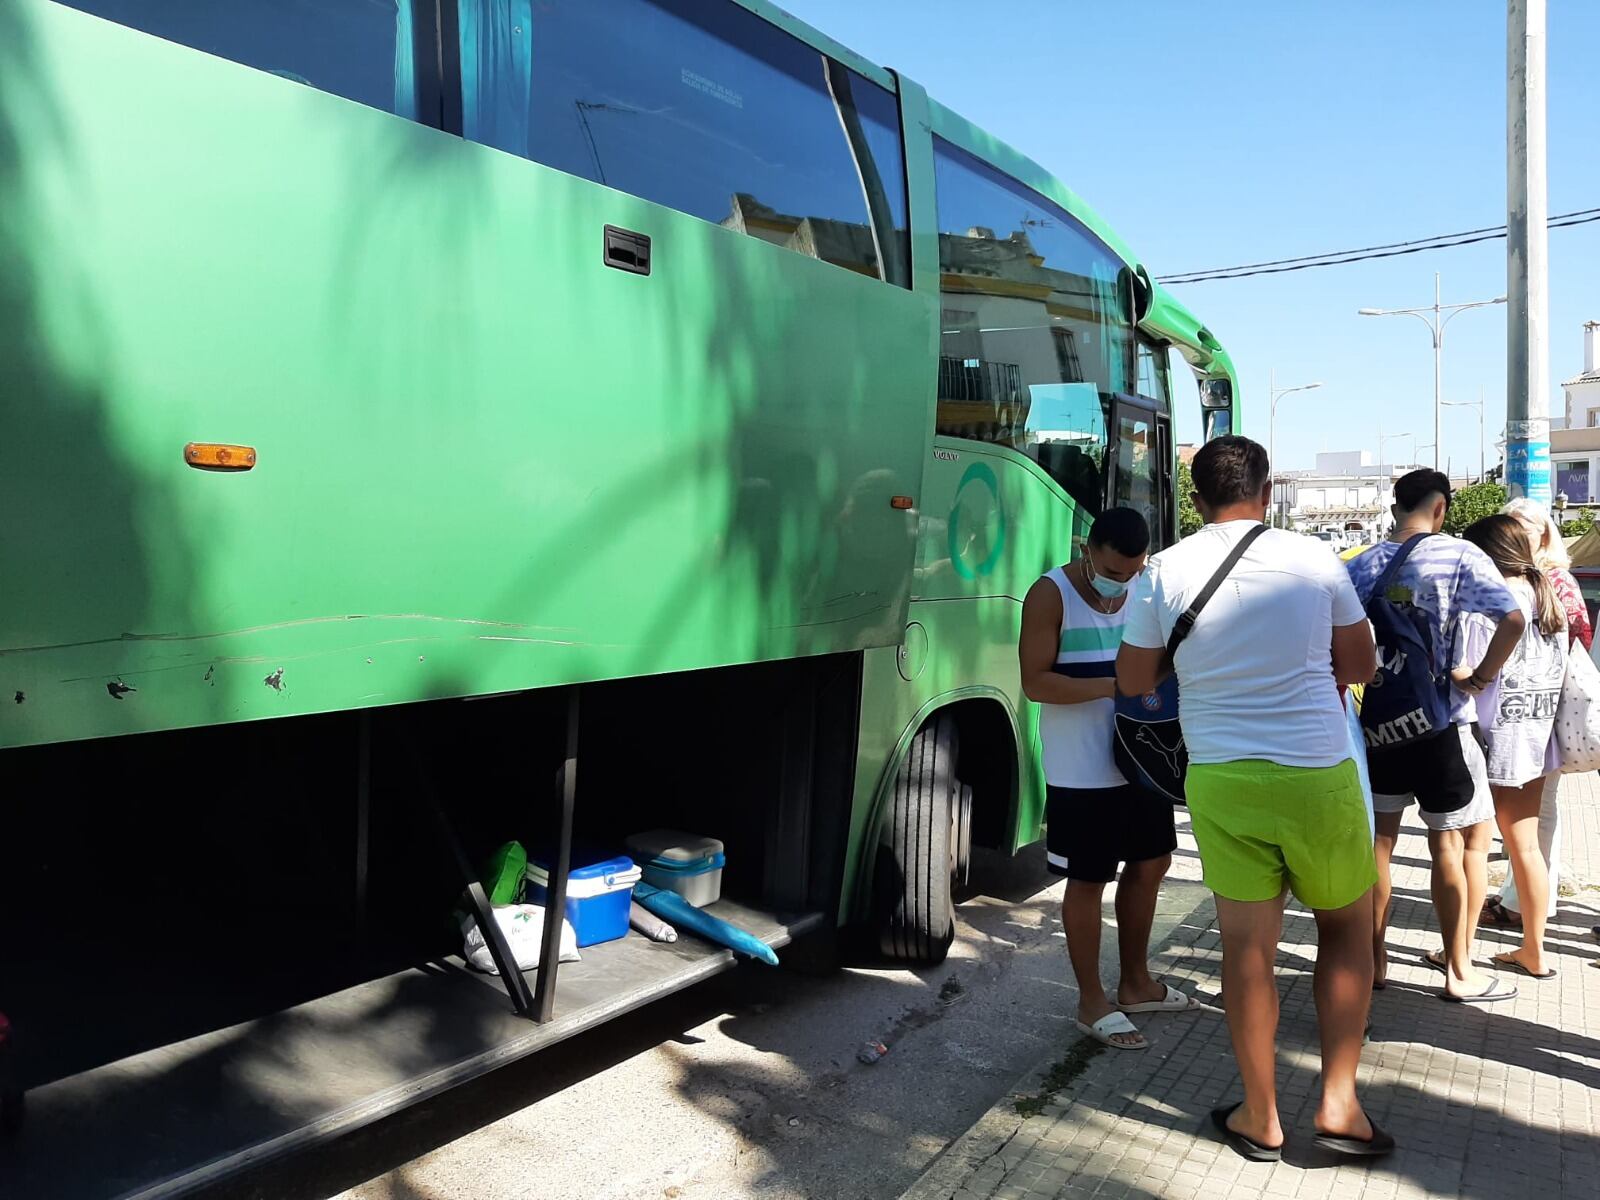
948;462;1006;580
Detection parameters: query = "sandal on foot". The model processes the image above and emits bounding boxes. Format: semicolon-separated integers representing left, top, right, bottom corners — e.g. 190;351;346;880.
1210;1103;1282;1162
1315;1120;1396;1158
1423;949;1448;974
1118;983;1197;1014
1442;978;1519;1004
1075;1011;1147;1049
1493;953;1556;980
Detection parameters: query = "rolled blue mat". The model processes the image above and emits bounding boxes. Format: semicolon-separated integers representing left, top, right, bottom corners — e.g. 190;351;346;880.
634;883;779;966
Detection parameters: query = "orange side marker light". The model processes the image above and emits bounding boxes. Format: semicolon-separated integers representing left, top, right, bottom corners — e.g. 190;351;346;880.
890;495;915;510
185;443;257;471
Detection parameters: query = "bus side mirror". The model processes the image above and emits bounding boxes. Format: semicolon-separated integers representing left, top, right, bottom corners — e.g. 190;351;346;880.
1200;379;1233;442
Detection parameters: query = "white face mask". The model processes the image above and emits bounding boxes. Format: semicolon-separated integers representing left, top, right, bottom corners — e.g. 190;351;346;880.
1086;554;1129;599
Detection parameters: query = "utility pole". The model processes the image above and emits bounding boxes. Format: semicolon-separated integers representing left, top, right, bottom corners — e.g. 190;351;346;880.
1507;0;1551;504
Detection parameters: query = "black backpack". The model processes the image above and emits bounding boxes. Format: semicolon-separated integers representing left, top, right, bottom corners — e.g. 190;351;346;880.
1359;535;1453;750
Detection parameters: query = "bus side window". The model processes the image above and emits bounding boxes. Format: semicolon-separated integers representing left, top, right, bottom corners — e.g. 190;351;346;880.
931;137;1136;517
54;0;424;118
459;0;910;286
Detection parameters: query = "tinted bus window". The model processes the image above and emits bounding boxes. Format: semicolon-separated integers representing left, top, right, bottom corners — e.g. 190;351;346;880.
1135;339;1171;407
933;137;1134;515
460;0;909;286
55;0;421;117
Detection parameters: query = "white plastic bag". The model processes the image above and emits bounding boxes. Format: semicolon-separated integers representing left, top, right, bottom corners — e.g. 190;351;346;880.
461;904;580;975
1556;643;1600;773
1345;691;1375;841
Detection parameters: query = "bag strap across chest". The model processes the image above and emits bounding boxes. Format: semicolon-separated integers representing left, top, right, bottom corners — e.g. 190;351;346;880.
1165;524;1269;661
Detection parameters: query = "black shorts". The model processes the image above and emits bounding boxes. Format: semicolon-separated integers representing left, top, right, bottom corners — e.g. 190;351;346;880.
1045;784;1177;884
1366;724;1485;815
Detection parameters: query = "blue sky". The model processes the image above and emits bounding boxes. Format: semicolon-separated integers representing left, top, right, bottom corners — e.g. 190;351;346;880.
783;0;1600;475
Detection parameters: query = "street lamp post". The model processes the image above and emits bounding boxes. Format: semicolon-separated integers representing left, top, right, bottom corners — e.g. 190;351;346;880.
1379;428;1415;469
1441;389;1487;482
1269;369;1323;528
1359;273;1506;471
1376;430;1413;539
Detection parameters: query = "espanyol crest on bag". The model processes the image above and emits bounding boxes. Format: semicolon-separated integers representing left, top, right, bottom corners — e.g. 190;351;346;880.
1113;675;1187;803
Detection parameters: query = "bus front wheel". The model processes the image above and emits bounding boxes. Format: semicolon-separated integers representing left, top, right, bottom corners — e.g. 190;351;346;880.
875;715;972;964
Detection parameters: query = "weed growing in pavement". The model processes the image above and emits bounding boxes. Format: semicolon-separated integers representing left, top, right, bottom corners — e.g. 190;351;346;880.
1011;1039;1107;1117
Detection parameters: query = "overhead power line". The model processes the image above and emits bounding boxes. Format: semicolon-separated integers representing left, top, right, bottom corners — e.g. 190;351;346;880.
1158;207;1600;284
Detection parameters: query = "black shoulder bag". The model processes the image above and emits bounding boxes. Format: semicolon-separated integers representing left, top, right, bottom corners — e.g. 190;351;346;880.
1112;524;1269;803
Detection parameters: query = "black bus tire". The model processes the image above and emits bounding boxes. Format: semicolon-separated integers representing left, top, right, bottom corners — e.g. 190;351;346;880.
875;715;963;963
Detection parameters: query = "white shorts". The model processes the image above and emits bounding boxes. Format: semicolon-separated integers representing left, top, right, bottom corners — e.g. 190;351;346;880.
1371;724;1496;833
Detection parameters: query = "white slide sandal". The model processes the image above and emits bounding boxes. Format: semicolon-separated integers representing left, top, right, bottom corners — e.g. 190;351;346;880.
1118;983;1197;1014
1075;1011;1147;1049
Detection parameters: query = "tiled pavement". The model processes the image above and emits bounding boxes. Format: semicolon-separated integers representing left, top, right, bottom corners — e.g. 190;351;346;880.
904;774;1600;1200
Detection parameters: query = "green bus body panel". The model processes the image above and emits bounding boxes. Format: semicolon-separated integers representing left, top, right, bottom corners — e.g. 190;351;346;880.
0;3;931;749
5;3;1239;931
839;438;1086;911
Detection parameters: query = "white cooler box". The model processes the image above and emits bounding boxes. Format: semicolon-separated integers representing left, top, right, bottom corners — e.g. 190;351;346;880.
624;830;725;908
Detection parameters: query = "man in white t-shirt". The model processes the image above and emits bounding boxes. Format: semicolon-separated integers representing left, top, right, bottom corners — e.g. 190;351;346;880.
1116;436;1390;1162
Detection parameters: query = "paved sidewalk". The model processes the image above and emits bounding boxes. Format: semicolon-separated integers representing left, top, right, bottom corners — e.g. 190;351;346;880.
905;774;1600;1200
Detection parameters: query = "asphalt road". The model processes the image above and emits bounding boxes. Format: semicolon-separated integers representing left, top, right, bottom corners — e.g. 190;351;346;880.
217;847;1207;1200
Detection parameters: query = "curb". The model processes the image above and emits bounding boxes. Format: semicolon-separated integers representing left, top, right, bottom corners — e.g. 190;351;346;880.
901;882;1218;1200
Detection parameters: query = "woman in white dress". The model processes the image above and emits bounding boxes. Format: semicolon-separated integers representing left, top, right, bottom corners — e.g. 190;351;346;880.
1461;515;1566;981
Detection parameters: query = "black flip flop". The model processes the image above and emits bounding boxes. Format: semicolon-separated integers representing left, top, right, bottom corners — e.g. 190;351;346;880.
1423;950;1448;975
1210;1103;1282;1163
1442;979;1519;1004
1315;1120;1396;1159
1494;955;1557;980
1483;898;1522;929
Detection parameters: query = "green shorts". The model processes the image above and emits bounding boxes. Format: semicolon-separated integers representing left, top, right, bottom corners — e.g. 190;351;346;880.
1186;758;1376;910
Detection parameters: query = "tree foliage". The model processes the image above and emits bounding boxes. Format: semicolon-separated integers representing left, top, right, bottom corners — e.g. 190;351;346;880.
1441;481;1508;537
1561;508;1595;538
1177;462;1202;538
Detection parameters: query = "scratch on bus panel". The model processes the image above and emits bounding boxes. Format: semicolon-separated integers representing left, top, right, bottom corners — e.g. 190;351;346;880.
476;636;581;647
4;614;579;656
783;602;890;630
56;636;453;683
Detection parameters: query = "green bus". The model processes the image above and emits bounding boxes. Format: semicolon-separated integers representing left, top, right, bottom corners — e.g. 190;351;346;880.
0;0;1237;1192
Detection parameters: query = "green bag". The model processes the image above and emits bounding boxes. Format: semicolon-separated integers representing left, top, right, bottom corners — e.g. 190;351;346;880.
480;840;528;907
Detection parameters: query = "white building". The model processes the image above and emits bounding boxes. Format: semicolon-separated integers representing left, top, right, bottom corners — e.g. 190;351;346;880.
1550;321;1600;506
1274;452;1402;543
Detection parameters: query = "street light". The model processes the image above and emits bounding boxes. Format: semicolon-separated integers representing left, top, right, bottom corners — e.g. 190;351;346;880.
1442;388;1487;482
1379;429;1415;468
1359;273;1505;472
1269;369;1323;528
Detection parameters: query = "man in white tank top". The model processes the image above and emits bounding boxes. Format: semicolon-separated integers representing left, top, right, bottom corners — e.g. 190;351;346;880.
1020;508;1192;1051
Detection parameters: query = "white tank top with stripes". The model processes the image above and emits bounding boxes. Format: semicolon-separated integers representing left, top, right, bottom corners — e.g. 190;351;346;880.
1039;565;1128;789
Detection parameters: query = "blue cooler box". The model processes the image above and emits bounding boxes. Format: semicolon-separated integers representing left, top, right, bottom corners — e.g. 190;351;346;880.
526;853;641;947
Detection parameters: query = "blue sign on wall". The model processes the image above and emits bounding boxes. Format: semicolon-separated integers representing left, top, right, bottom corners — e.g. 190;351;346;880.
1506;437;1552;506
